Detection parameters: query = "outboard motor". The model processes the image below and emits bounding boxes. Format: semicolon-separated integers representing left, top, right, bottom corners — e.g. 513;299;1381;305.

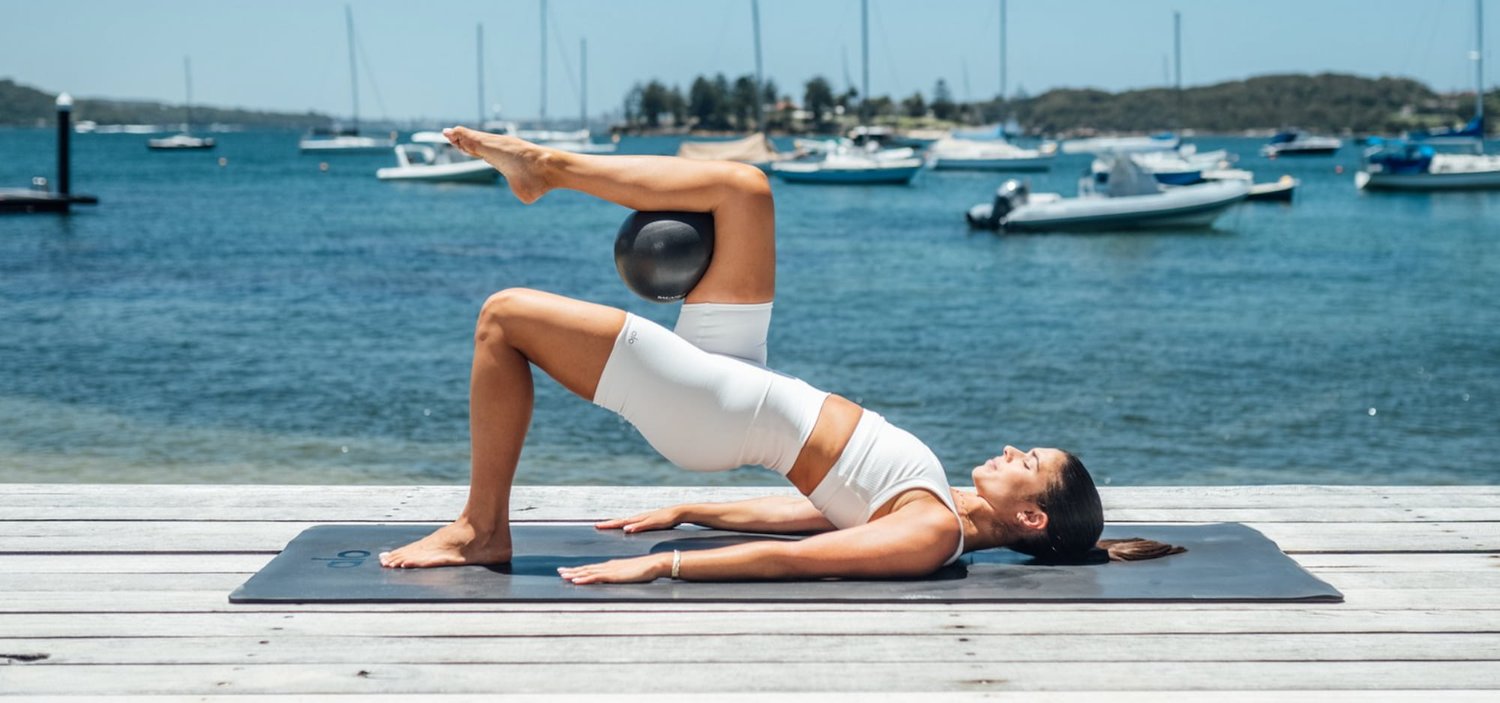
965;179;1028;230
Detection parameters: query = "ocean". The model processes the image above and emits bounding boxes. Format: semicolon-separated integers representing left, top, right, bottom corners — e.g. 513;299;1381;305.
1;130;1497;486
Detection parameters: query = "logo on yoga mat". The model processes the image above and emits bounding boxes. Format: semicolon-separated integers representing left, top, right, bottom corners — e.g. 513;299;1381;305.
311;549;371;568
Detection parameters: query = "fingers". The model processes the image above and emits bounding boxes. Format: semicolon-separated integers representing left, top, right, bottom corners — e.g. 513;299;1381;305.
594;511;666;532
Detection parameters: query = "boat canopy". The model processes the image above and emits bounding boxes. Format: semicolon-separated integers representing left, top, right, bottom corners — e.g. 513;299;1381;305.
676;133;780;163
410;131;451;145
1365;141;1435;174
1102;154;1163;197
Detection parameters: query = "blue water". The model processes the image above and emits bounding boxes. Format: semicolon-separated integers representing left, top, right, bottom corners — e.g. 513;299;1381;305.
2;130;1498;486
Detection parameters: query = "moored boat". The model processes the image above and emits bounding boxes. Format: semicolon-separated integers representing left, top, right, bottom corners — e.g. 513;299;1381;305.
929;137;1054;172
771;144;923;185
1261;131;1342;157
966;156;1249;232
376;132;497;183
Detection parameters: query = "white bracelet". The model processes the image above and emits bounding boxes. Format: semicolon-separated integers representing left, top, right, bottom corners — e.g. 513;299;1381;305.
670;549;682;580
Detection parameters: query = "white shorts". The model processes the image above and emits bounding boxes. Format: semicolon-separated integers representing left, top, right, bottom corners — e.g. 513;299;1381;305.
672;302;772;365
592;311;826;475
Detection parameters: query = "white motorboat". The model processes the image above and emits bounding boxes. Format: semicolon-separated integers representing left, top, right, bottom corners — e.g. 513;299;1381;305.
1202;169;1298;202
147;133;215;150
929;137;1054;172
771;143;923;185
1261;131;1342;157
376;132;497;183
298;7;394;154
1061;132;1179;155
966;155;1249;232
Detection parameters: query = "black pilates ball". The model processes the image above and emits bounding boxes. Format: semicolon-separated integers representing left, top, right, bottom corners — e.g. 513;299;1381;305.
613;211;716;303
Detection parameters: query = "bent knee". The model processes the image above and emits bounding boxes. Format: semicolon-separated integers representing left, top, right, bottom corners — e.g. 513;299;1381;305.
476;287;543;344
725;162;773;201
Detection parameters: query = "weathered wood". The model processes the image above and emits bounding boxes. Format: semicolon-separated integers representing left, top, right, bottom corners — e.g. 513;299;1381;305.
1;567;1496;596
4;519;1498;553
1;483;1496;697
8;694;1500;703
3;551;1493;576
5;606;1500;638
5;633;1499;666
3;661;1500;695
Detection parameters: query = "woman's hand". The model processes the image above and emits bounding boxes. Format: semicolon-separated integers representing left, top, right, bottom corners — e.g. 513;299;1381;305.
558;553;670;585
594;505;687;533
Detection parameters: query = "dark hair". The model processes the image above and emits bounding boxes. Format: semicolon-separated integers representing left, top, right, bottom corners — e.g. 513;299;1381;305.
1007;452;1184;562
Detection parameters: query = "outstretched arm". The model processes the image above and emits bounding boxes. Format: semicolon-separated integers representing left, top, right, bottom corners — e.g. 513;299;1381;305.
596;496;836;535
563;504;959;584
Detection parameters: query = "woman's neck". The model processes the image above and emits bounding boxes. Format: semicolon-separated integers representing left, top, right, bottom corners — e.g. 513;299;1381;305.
953;489;1008;552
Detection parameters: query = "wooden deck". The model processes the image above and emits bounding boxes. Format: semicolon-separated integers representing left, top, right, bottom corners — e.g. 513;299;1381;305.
2;484;1498;699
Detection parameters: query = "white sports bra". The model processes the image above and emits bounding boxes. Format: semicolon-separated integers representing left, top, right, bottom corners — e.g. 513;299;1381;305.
808;410;966;566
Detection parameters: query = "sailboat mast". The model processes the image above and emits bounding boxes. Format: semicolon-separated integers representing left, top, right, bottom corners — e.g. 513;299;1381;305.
999;0;1007;99
477;24;486;126
1477;0;1486;126
1174;10;1183;129
183;56;193;132
345;4;359;133
540;0;548;127
860;0;869;114
580;38;588;131
752;0;764;131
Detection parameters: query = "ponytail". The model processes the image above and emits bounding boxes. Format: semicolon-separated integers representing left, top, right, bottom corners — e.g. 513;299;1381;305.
1097;537;1185;561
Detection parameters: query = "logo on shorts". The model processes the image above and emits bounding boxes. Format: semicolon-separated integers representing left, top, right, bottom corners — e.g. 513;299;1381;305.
627;330;638;345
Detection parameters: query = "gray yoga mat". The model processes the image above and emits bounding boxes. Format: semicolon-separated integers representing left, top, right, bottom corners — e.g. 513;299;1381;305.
229;522;1342;603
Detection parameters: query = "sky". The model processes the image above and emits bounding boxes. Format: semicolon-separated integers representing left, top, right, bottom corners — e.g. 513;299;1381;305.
1;0;1493;125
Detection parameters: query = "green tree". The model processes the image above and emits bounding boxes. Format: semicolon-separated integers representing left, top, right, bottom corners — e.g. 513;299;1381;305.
732;74;760;130
803;76;836;130
931;79;956;121
902;92;926;118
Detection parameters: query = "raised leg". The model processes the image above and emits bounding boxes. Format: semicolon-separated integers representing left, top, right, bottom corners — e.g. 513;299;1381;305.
380;289;626;568
443;126;775;305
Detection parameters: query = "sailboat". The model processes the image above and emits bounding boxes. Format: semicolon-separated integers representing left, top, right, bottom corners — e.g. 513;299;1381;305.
678;0;793;169
147;57;215;150
516;1;616;153
769;0;923;185
299;5;394;153
1357;0;1499;190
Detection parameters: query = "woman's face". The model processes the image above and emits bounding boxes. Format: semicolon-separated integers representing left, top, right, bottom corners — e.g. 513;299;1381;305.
972;445;1067;508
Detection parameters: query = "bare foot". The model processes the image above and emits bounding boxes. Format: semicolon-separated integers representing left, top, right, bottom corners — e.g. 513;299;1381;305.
379;517;511;568
443;126;553;204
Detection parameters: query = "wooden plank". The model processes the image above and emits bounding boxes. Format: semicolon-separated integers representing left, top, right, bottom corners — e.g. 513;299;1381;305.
4;633;1498;666
3;519;1498;553
3;661;1500;695
1;567;1496;595
5;607;1500;638
2;551;1492;576
4;587;1499;613
10;694;1500;703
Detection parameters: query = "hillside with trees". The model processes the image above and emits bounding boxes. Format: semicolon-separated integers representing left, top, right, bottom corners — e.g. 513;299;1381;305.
618;72;1496;136
0;78;331;129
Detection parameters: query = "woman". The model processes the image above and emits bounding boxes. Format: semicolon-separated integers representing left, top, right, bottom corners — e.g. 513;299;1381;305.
379;127;1174;583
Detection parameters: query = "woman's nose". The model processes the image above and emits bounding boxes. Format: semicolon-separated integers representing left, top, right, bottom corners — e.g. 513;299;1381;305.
1002;445;1018;458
